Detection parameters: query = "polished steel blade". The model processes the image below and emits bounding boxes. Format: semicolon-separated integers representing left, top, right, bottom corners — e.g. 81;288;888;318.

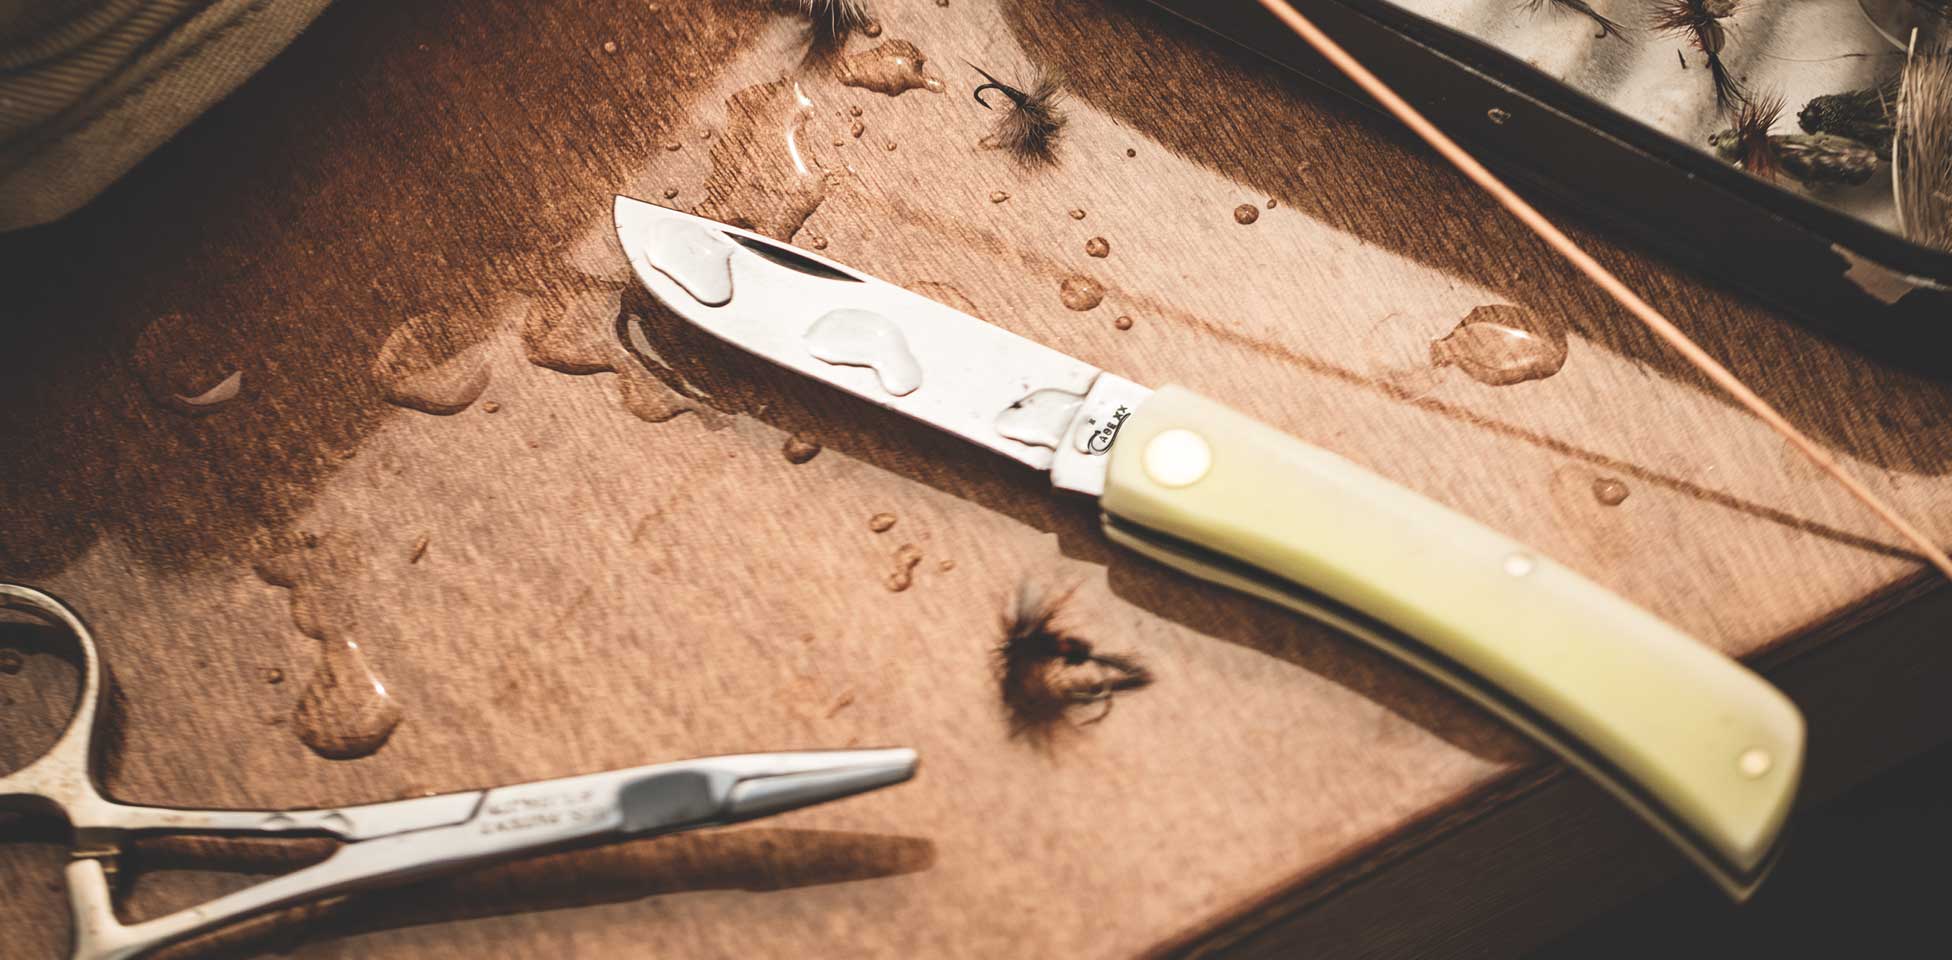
614;197;1150;494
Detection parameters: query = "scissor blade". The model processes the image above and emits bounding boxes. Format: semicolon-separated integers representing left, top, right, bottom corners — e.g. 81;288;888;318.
614;197;1150;494
618;748;918;835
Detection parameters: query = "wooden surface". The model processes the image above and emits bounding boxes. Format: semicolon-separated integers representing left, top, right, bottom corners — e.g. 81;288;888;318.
3;0;1951;956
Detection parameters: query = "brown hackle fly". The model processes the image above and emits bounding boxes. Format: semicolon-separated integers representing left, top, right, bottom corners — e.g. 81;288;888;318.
1654;0;1745;108
969;62;1067;167
996;584;1152;744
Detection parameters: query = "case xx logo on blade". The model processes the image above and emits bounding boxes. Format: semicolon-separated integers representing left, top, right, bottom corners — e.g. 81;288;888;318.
1079;404;1131;455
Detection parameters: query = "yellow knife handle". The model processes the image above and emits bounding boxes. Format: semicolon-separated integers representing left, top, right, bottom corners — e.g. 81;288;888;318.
1099;386;1803;898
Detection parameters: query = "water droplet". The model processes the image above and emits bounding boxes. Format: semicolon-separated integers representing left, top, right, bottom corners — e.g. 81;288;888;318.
522;289;622;375
1266;198;1277;209
261;814;295;830
320;812;354;833
638;218;736;306
869;512;896;532
1125;148;1136;157
1428;304;1568;386
884;140;897;151
408;535;430;564
1592;477;1629;506
805;308;922;395
938;559;955;571
1487;107;1511;125
664;141;682;152
809;235;829;250
292;634;402;760
848;105;863;117
0;650;22;674
1059;276;1104;312
694;79;834;240
615;366;696;423
850;120;865;138
783;434;823;463
372;312;492;416
602;40;618;54
836;40;939;96
481;400;501;413
262;667;284;685
885;544;923;592
1233;204;1260;224
176;370;245;411
864;21;882;37
990;190;1011;203
996;388;1086;449
1114;315;1134;331
1068;208;1086;220
662;186;678;199
131;312;248;416
1085;236;1110;258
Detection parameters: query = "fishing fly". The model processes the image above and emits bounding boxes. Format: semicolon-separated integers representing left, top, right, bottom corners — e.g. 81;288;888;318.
1654;0;1745;108
996;584;1152;743
796;0;872;34
1798;78;1900;158
968;62;1068;166
1710;93;1879;187
1525;0;1624;40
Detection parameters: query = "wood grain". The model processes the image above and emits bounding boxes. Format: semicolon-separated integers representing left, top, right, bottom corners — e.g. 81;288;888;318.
3;1;1950;957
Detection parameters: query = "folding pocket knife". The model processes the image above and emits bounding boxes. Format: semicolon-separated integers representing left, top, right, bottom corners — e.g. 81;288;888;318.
614;197;1803;899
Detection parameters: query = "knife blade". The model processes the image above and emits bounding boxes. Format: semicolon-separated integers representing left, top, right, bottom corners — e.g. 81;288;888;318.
614;196;1804;900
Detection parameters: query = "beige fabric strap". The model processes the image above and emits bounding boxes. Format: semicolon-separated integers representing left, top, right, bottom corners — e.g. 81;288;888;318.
0;0;332;230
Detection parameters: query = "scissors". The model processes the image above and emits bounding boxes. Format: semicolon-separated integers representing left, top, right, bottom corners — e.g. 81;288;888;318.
0;582;919;960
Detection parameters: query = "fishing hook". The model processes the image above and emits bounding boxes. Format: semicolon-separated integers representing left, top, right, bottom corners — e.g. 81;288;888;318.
966;60;1026;110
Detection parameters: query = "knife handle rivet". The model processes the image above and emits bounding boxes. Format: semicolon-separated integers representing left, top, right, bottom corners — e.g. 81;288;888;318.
1738;748;1773;779
1502;553;1535;577
1144;429;1212;488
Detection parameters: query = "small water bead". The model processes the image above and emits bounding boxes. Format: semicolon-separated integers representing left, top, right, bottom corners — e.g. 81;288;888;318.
783;434;823;463
990;190;1011;203
1068;208;1086;220
1059;276;1104;311
1085;236;1110;258
1233;204;1260;224
850;120;865;138
1592;477;1630;506
869;513;897;532
1114;315;1133;330
662;186;678;199
885;544;924;592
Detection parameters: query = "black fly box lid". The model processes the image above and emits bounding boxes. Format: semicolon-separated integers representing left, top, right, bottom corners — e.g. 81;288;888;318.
1149;0;1952;369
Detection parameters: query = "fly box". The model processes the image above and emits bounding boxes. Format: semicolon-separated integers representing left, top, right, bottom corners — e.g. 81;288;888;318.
1149;0;1952;370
